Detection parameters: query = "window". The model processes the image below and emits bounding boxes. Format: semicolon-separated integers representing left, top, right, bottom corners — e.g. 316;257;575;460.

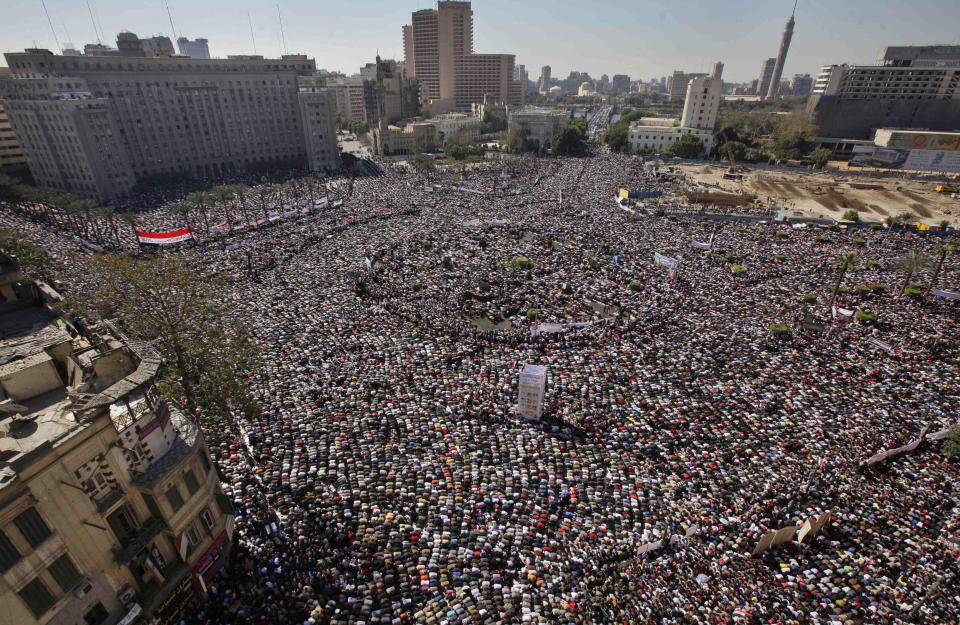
84;602;110;625
48;554;83;592
13;508;52;548
186;523;201;549
107;505;140;545
18;578;55;617
0;530;21;571
142;492;162;519
183;469;200;495
165;484;185;512
200;507;215;530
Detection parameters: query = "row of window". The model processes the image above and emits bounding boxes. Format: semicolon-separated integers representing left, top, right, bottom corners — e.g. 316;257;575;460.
16;553;83;618
0;506;52;571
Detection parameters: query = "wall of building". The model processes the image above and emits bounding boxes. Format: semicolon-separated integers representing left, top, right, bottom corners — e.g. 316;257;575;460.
809;95;960;139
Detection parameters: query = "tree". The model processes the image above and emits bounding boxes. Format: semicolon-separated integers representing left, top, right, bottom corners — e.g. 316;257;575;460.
770;131;813;161
809;147;832;169
669;134;705;159
893;250;930;297
842;210;861;222
828;253;856;314
552;122;586;156
943;426;960;458
0;228;63;284
348;119;370;135
445;142;468;161
723;141;748;162
88;254;258;420
505;125;532;152
926;240;957;296
411;154;435;173
212;185;236;228
186;191;213;235
603;123;630;153
570;116;588;136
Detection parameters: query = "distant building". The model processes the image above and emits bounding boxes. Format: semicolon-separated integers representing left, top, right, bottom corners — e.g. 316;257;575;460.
517;364;546;421
538;65;551;92
360;56;420;123
789;73;812;96
711;61;724;80
0;69;26;170
756;58;776;97
296;77;341;173
0;262;234;625
176;37;210;59
115;31;175;57
507;106;569;152
370;122;438;156
808;46;960;138
628;75;720;155
403;2;522;111
667;71;707;101
428;112;482;144
577;81;596;97
1;49;338;200
610;74;631;94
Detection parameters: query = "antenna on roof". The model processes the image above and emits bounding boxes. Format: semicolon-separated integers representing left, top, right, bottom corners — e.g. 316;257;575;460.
248;12;258;55
164;0;179;43
85;0;103;45
39;0;62;54
276;4;288;56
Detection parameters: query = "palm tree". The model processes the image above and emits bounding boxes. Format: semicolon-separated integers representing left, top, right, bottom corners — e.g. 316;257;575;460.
186;191;213;235
97;206;122;249
828;252;856;315
231;184;251;227
118;212;140;245
926;241;957;296
258;177;270;223
171;203;195;239
212;185;236;229
893;250;930;297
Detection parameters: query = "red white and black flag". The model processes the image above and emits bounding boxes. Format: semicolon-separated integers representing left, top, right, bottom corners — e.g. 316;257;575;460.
135;228;193;245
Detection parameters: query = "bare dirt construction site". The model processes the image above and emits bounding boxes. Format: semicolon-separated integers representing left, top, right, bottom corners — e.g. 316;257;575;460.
676;163;960;225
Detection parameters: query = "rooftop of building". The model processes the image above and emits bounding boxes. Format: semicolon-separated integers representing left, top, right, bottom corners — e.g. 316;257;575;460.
0;278;162;485
511;106;568;116
630;117;679;128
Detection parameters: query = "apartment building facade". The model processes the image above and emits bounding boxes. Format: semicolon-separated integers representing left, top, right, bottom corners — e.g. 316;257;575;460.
1;48;339;200
0;262;234;625
403;1;522;111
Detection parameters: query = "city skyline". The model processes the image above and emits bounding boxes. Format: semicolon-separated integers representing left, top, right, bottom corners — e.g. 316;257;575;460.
1;0;959;83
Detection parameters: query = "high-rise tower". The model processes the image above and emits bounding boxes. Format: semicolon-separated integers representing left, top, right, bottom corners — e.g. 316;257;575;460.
766;1;797;100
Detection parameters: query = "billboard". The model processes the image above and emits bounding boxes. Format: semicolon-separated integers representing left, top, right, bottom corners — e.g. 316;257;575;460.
518;364;547;421
850;145;960;173
883;132;960;152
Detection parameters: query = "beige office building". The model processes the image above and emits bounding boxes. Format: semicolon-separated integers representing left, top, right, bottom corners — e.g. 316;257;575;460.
404;1;522;111
0;259;235;625
0;69;26;170
1;48;339;201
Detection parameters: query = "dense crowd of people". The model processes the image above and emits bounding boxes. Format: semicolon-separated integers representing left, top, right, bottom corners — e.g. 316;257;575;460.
2;153;959;625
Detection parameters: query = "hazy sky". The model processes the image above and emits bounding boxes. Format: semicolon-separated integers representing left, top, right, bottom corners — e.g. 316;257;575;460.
2;0;959;83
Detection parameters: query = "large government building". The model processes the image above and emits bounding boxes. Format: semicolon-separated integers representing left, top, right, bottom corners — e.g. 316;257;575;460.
1;42;339;201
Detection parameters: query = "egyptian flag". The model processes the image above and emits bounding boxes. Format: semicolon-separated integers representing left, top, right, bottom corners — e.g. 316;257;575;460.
136;228;193;245
143;556;166;584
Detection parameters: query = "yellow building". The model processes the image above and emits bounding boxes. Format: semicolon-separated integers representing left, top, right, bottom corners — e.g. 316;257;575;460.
0;256;233;625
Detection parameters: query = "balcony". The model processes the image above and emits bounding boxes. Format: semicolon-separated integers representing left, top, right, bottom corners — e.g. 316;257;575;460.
131;405;199;486
112;516;165;564
94;488;125;514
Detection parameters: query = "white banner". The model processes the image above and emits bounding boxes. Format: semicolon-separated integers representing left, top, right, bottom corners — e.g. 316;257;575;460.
690;240;712;250
932;288;960;300
654;253;679;270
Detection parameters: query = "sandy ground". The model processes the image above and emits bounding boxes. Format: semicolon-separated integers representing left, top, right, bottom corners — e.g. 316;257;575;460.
674;163;960;225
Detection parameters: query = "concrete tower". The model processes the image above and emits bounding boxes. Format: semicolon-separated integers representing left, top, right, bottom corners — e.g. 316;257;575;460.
766;1;797;100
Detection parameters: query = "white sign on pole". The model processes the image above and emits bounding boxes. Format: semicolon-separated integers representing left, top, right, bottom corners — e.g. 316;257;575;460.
518;364;547;421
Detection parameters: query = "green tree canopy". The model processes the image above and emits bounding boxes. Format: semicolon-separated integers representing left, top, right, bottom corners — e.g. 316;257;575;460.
669;134;705;159
88;253;259;421
552;122;587;156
